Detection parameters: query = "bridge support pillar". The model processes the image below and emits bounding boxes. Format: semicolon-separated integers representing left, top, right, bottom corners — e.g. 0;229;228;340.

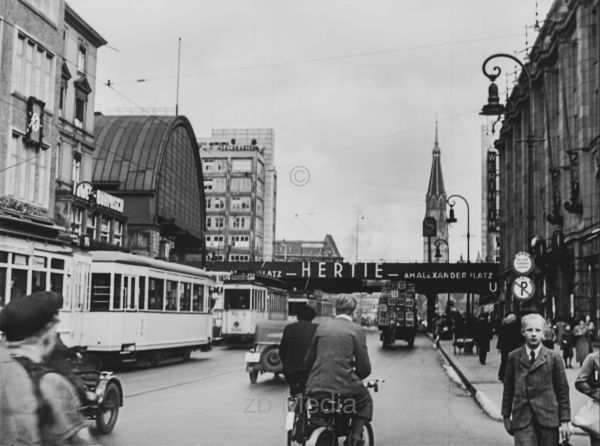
426;293;437;331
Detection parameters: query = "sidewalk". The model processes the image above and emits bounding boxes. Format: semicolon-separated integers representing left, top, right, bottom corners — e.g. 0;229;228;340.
435;335;592;435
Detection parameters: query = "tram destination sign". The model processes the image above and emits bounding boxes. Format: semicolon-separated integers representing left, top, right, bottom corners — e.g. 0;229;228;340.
198;261;499;295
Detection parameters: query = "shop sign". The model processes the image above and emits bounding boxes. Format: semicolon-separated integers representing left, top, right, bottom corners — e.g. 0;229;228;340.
487;150;498;232
24;97;45;149
73;182;124;213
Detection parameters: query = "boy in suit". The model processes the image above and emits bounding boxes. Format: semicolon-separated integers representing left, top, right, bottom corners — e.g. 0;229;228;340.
502;313;571;446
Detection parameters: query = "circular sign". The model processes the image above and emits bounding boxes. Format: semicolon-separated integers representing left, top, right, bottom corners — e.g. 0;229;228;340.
512;276;536;301
30;113;41;132
512;251;535;275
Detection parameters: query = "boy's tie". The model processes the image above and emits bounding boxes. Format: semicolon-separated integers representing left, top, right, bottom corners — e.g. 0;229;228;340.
530;351;536;364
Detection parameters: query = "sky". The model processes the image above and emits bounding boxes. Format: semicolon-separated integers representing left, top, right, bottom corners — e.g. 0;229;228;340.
68;0;555;263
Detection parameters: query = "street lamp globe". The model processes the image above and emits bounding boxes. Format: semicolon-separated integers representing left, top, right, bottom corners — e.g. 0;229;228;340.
480;81;506;116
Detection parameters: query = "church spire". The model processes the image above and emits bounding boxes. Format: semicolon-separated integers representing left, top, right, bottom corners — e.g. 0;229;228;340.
427;119;446;198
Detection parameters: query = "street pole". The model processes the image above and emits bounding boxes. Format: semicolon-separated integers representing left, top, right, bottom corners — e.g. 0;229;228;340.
446;194;470;318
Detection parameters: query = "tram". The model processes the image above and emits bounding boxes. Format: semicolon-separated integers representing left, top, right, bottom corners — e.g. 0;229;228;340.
64;251;214;367
221;273;288;343
288;292;334;324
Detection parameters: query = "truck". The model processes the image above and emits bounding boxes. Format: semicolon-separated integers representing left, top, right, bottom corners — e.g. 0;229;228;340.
377;280;418;348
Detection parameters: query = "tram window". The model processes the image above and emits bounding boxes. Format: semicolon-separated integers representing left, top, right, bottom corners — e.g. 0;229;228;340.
32;256;46;268
0;252;7;263
90;273;111;311
166;280;178;311
139;277;146;310
50;273;63;301
180;282;191;311
113;274;122;310
224;289;250;310
148;278;164;310
31;271;46;293
192;284;204;311
50;258;64;270
0;268;6;307
10;269;27;301
13;254;28;266
129;277;137;309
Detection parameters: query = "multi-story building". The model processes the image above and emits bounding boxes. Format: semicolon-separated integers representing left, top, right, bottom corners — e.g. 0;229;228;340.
273;235;342;262
199;130;277;261
481;122;500;263
493;0;599;325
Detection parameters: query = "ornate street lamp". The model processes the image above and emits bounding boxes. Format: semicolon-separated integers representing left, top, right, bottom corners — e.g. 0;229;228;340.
434;238;449;262
446;194;471;318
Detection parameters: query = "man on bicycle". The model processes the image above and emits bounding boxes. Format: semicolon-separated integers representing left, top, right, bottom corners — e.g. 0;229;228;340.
304;295;372;446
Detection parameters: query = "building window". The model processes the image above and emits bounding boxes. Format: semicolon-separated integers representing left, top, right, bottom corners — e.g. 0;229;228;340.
77;44;86;73
215;216;224;228
214;198;225;209
257;180;264;198
230;235;249;248
100;216;110;243
72;151;81;186
86;213;97;240
74;90;87;128
230;178;251;192
203;159;214;171
231;216;249;229
12;33;55;107
231;197;251;211
71;207;84;234
113;220;123;246
58;80;67;118
229;254;249;261
231;159;252;172
5;133;49;207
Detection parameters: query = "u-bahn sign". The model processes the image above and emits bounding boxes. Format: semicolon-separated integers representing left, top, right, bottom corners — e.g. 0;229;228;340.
196;261;499;295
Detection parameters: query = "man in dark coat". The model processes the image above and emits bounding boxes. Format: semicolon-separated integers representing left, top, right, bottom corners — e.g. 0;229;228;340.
497;312;524;381
279;306;317;396
305;295;372;446
474;313;494;364
502;313;571;446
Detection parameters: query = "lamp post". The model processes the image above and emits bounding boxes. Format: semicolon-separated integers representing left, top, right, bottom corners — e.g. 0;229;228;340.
480;53;535;250
355;213;364;263
446;194;471;317
435;238;451;316
434;238;449;262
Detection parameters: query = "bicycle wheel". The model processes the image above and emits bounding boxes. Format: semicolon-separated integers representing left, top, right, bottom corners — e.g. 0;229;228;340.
363;422;374;446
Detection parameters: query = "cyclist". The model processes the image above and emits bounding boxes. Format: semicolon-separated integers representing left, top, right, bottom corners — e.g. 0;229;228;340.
304;295;372;446
279;305;318;396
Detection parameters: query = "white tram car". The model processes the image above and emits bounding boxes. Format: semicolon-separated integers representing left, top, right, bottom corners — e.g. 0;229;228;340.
221;274;288;343
66;251;214;367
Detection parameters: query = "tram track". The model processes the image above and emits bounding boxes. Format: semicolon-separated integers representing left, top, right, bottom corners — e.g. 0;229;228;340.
125;367;241;398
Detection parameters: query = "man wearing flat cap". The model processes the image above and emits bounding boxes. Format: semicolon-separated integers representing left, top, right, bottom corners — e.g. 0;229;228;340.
0;292;94;445
304;295;373;446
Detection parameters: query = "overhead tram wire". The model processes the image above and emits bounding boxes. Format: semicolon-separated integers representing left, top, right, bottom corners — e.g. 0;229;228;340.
107;32;525;86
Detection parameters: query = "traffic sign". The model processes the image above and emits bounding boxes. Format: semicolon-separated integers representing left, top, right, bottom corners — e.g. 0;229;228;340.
512;251;535;275
422;217;437;237
512;276;535;301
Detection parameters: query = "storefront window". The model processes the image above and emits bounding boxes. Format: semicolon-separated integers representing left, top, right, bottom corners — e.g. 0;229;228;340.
114;220;123;246
86;213;97;240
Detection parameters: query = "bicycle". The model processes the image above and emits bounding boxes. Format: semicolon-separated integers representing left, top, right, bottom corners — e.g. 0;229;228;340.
286;379;382;446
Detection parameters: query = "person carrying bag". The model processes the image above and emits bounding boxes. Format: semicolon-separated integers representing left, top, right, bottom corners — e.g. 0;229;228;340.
574;351;600;445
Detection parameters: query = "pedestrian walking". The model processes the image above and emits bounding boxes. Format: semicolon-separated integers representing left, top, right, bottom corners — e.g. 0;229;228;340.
279;305;318;396
474;313;493;365
561;324;574;368
497;312;524;381
502;313;571;446
585;314;596;343
543;318;556;349
574;320;593;367
555;316;567;346
574;351;600;446
0;292;96;445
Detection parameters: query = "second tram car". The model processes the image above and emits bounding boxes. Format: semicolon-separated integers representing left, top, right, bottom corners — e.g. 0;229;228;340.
78;251;215;367
288;292;334;324
221;273;288;343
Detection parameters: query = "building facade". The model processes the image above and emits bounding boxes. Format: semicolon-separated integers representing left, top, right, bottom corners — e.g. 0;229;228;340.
494;0;599;325
423;123;448;262
199;130;277;261
273;234;342;262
